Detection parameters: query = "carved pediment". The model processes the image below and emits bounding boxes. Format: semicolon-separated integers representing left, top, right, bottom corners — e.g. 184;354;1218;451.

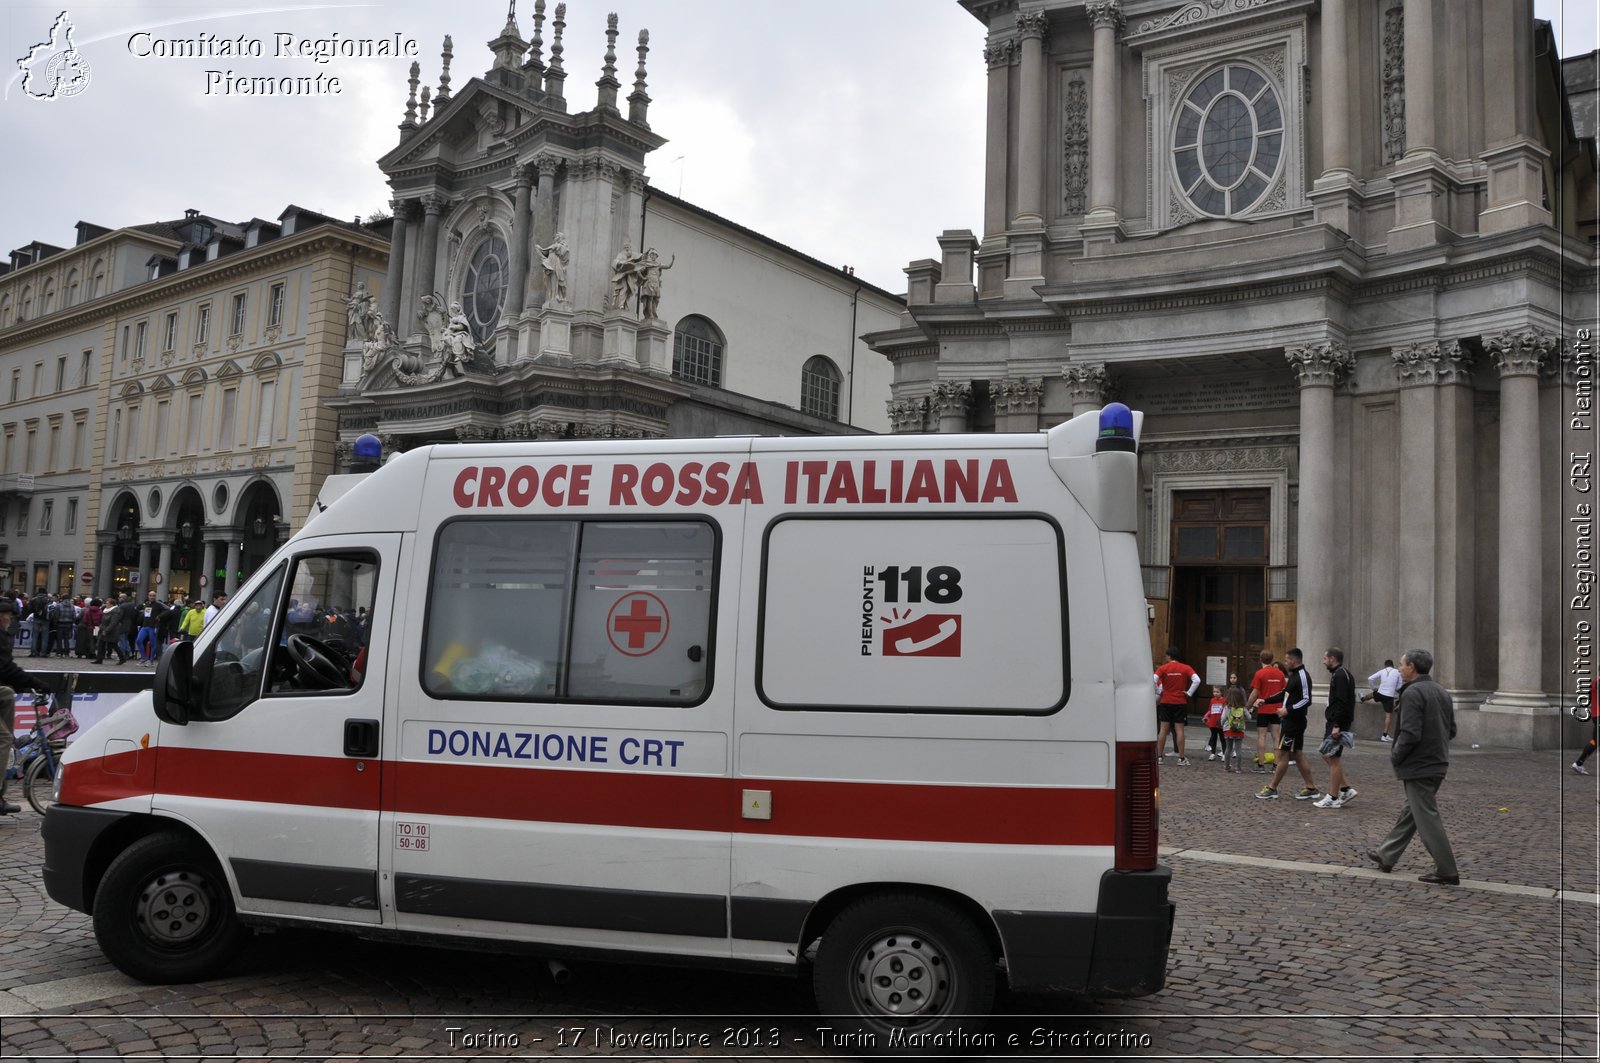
216;360;243;379
149;374;175;393
1128;0;1314;44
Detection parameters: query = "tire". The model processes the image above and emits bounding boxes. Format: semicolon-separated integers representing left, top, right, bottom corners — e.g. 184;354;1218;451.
813;893;996;1053
92;832;246;984
23;755;56;815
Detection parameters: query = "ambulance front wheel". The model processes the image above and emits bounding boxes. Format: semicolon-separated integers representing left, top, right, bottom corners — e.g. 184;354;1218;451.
92;831;246;984
813;893;995;1049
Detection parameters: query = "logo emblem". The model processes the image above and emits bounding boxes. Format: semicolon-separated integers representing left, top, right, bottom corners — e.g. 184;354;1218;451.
17;11;92;101
607;592;670;657
882;611;962;658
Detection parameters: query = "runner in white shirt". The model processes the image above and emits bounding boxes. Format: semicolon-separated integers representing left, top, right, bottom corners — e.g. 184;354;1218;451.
1365;659;1403;742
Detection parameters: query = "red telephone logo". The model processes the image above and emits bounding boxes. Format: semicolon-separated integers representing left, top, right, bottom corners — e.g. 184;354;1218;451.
882;612;962;657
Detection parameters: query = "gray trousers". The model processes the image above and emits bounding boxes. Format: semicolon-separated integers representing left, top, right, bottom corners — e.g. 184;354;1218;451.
1374;775;1458;878
0;685;14;798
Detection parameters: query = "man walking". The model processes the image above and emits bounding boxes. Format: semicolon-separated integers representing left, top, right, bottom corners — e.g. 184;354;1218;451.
1256;647;1321;801
0;601;49;814
1365;658;1403;742
1314;648;1358;808
133;590;167;666
1366;649;1460;884
1245;649;1286;772
1154;646;1201;766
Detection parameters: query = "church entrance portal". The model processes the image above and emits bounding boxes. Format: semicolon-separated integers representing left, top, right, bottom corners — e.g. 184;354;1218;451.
1169;488;1270;688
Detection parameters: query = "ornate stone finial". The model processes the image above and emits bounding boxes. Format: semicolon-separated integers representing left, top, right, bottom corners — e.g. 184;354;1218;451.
546;3;567;97
887;397;929;434
983;39;1016;70
931;381;973;416
596;11;621;111
1487;328;1557;378
1391;341;1442;387
1063;363;1110;405
503;0;519;35
400;61;420;135
436;35;454;105
526;0;547;71
1285;342;1354;387
418;85;431;123
628;29;651;126
1084;0;1124;32
490;1;528;71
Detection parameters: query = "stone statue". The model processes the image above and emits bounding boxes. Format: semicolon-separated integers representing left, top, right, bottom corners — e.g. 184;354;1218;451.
346;280;377;342
608;240;643;311
417;291;448;351
537;232;571;304
637;248;674;321
359;310;400;373
441;300;474;376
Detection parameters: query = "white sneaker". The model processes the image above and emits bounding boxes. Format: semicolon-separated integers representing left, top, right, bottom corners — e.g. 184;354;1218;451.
1574;762;1590;775
1380;734;1393;743
1175;757;1190;766
1207;753;1218;761
1312;794;1343;809
1339;787;1358;803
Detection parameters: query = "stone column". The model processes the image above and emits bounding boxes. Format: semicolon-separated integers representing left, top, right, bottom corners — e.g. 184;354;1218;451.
931;382;972;434
97;540;114;600
1012;12;1048;229
505;166;534;321
414;193;447;323
1484;328;1556;717
1478;0;1551;233
1401;0;1435;158
1064;362;1109;419
1387;0;1448;250
1309;0;1359;231
1434;340;1477;690
1084;1;1124;239
982;40;1015;239
1286;343;1353;666
225;540;242;596
381;198;411;332
532;154;559;305
135;542;151;595
1391;343;1441;656
156;539;173;598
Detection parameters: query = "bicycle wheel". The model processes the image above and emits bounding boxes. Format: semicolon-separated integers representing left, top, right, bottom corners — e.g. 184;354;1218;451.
24;754;57;815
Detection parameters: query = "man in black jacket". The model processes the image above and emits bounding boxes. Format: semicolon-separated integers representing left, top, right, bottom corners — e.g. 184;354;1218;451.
1314;647;1358;808
0;600;49;814
1366;648;1460;884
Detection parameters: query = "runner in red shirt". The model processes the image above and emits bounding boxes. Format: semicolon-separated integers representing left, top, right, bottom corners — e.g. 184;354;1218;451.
1154;646;1201;766
1246;649;1287;772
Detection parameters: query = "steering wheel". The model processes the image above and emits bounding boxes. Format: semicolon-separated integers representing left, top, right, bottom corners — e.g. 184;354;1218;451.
285;633;352;690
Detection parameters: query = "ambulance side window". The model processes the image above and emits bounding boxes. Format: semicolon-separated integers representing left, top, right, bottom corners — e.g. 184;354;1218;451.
265;552;380;696
423;518;715;705
202;563;286;719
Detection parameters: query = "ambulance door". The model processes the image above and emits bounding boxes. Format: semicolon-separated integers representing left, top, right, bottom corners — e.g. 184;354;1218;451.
158;535;398;926
387;510;738;960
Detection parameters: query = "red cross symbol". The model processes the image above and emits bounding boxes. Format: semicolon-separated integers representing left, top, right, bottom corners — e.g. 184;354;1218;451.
606;592;670;656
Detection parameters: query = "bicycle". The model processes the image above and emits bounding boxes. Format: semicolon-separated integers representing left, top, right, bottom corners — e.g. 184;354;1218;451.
12;691;78;815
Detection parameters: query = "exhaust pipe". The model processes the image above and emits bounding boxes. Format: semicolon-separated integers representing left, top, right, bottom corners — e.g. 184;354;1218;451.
547;959;572;985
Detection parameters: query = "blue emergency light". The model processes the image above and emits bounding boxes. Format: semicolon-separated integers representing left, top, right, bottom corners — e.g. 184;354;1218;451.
1095;402;1136;453
353;433;383;463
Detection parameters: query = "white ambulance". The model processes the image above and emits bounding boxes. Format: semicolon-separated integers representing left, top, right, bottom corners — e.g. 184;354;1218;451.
43;403;1171;1042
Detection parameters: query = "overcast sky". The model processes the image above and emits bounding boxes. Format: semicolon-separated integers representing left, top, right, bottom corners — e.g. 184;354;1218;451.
2;1;1595;294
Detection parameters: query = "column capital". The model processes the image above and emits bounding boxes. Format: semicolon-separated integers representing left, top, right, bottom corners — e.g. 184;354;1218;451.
983;38;1018;70
1391;341;1441;386
1016;11;1050;40
1550;337;1596;387
930;380;973;416
1487;328;1556;378
1438;339;1475;385
513;164;536;189
420;192;451;216
1285;342;1353;387
390;197;418;220
994;377;1044;414
533;152;562;175
1084;1;1124;32
886;397;929;433
1062;362;1109;405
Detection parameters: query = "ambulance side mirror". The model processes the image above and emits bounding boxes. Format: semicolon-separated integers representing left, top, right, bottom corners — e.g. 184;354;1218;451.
153;640;194;726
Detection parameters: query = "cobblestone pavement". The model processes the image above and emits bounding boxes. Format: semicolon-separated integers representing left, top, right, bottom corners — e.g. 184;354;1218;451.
1;740;1595;1059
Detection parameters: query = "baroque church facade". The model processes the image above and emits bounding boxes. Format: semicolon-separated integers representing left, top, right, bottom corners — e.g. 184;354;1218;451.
329;2;902;454
868;0;1599;746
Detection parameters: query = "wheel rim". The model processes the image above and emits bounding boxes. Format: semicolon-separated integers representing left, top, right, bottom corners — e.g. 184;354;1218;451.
851;929;954;1022
134;868;218;948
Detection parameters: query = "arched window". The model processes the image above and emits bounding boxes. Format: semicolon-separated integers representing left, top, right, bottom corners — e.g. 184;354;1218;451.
19;286;33;321
672;315;725;388
90;259;106;298
1172;63;1284;218
64;268;80;308
41;278;56;314
460;233;509;343
801;356;842;421
0;294;11;329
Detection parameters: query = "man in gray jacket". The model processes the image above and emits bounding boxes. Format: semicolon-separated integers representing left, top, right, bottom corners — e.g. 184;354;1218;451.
1366;648;1460;884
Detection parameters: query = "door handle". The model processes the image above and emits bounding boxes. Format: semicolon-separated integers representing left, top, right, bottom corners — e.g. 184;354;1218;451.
343;718;380;758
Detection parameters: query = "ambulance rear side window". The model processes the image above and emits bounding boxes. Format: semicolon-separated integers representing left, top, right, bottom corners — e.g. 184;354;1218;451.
423;518;716;705
758;516;1068;713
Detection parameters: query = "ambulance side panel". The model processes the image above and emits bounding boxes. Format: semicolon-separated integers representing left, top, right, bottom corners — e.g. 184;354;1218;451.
727;438;1121;981
379;442;750;959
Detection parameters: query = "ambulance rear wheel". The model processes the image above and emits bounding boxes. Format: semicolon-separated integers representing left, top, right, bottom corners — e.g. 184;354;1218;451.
93;832;245;984
813;894;995;1050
